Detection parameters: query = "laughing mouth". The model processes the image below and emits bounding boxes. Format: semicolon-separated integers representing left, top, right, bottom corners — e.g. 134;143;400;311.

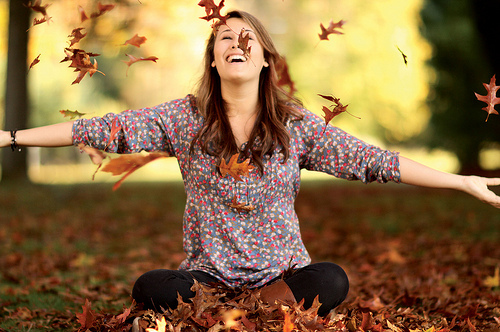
227;55;247;63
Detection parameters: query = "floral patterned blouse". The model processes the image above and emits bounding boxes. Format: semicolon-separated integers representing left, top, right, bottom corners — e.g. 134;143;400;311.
72;94;400;288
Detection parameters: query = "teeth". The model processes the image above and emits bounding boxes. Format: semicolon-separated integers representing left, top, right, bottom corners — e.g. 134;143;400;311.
227;55;247;63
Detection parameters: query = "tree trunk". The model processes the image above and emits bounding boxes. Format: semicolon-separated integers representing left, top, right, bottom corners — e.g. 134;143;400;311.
1;0;31;182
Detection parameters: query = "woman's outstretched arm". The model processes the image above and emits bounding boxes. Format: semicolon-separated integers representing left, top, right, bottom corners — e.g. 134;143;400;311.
0;121;75;149
399;155;500;208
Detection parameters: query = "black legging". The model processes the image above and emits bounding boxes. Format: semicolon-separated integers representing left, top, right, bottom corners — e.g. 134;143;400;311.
132;262;349;316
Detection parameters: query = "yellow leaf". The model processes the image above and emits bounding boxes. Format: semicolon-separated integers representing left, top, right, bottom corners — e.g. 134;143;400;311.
146;316;166;332
484;266;500;288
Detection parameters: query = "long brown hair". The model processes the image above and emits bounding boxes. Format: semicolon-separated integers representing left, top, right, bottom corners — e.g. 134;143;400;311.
191;10;303;172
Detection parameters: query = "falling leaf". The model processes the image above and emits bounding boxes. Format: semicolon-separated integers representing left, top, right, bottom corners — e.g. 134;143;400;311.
396;46;408;66
76;299;96;330
238;28;252;61
90;2;115;18
61;48;104;84
25;0;50;20
68;28;87;47
218;153;255;182
78;5;89;22
123;54;158;76
59;109;86;119
318;19;345;41
318;94;357;134
27;16;51;31
474;74;500;122
198;0;229;29
483;266;499;288
28;54;41;71
101;152;170;190
276;56;296;97
123;34;147;48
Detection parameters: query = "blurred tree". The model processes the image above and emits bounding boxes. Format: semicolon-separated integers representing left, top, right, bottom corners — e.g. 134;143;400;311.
420;0;500;174
1;0;31;181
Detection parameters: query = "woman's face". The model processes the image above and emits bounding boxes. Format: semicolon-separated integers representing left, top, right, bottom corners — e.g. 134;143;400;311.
212;18;269;86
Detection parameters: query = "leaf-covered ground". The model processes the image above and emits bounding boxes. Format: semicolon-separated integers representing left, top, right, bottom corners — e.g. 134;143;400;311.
0;180;499;331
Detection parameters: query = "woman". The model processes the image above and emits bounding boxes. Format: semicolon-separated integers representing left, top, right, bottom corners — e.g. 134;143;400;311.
1;10;499;317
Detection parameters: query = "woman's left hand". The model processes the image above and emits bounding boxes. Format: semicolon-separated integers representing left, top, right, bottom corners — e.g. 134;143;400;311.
460;175;500;208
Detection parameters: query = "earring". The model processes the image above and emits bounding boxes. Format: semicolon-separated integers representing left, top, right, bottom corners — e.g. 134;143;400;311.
211;61;216;67
264;60;269;67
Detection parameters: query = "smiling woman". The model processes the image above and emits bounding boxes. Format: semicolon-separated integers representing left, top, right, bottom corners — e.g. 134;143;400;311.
1;4;500;323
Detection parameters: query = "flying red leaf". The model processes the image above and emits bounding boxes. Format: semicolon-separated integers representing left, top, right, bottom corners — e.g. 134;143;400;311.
218;153;255;182
101;152;170;190
474;74;500;122
27;16;51;31
123;54;158;76
25;0;50;19
78;5;89;22
59;109;86;119
276;56;296;97
318;19;346;41
28;54;41;71
123;34;147;48
90;2;115;18
105;118;122;150
68;28;87;47
61;48;104;84
76;299;96;330
198;0;229;29
318;94;357;134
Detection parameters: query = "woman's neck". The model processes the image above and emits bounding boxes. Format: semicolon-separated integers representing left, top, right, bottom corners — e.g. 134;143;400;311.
221;81;260;117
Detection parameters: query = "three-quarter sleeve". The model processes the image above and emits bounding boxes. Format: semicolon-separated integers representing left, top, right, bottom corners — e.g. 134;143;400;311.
295;109;401;184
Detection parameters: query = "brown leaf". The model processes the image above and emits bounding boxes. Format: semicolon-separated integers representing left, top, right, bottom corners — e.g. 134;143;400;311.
78;5;89;22
123;54;158;76
68;28;87;47
198;0;229;28
105;118;122;150
123;34;147;48
90;2;115;18
276;56;296;97
76;298;96;330
218;153;255;182
28;54;41;71
238;28;252;61
78;143;107;180
396;45;408;66
318;19;345;41
25;0;50;19
101;152;170;190
228;196;255;213
474;74;500;122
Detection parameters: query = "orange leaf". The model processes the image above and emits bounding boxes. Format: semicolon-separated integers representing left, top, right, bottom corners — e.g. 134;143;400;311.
78;5;89;22
123;34;147;48
76;299;96;330
228;195;255;213
474;74;500;122
283;312;294;332
238;28;252;61
78;143;107;180
276;56;296;97
105;118;122;150
218;153;255;182
318;94;353;134
123;54;158;76
101;152;170;190
198;0;229;28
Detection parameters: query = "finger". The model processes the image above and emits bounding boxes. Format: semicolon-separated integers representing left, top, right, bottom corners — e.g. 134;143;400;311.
486;177;500;187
